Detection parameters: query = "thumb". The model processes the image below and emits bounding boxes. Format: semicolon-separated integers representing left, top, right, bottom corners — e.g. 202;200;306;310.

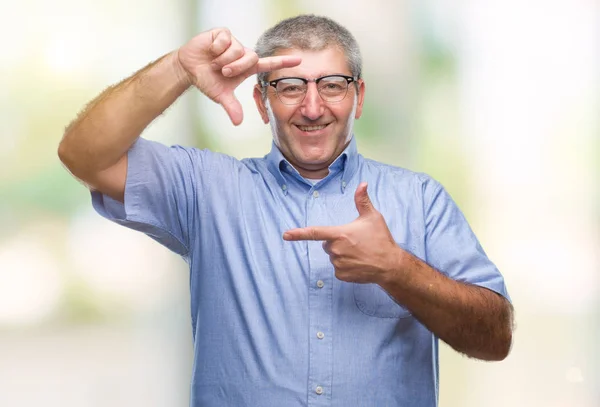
354;182;375;216
218;91;243;126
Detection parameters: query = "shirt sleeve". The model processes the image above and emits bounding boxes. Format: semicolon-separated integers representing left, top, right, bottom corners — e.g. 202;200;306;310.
423;178;511;301
91;137;209;258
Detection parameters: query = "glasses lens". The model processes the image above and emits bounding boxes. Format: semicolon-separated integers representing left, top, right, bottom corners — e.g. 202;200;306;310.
318;76;349;102
275;78;307;105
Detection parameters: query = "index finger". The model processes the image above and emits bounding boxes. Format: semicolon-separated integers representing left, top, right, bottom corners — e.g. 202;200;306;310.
252;55;302;75
283;226;340;242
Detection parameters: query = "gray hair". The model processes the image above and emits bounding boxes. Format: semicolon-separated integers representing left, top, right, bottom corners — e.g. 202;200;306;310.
255;15;362;95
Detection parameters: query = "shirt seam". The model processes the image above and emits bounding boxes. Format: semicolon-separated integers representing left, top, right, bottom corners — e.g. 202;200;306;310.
128;212;189;256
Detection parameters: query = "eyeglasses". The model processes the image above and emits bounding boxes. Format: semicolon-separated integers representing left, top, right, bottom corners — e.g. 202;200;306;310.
261;74;358;105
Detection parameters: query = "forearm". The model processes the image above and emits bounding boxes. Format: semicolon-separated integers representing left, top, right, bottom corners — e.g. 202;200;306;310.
379;249;513;361
58;51;191;177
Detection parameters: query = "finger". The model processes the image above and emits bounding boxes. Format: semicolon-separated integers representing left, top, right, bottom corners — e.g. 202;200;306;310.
251;55;302;74
354;182;375;216
322;240;332;254
211;42;245;71
283;226;340;241
208;29;232;57
220;48;259;78
216;91;243;126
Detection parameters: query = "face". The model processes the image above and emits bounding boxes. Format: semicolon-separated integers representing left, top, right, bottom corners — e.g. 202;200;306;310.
253;47;365;179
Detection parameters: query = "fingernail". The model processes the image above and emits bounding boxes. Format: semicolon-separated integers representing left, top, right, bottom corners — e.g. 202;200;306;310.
222;67;232;76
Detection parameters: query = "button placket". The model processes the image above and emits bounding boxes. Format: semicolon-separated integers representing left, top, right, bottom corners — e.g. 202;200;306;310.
306;184;332;405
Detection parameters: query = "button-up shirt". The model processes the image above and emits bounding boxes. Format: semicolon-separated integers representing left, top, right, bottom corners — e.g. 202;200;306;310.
92;135;510;407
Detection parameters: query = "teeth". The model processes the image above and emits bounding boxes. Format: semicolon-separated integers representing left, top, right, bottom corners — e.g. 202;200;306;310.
298;125;326;132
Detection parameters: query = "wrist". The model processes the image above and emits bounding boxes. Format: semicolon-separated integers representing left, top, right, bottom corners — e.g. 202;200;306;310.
376;245;407;287
172;50;193;89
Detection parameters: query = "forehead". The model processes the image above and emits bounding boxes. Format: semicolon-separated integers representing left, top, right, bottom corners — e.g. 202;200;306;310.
268;47;350;80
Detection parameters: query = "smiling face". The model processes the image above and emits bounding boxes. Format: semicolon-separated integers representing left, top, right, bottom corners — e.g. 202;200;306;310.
253;47;365;179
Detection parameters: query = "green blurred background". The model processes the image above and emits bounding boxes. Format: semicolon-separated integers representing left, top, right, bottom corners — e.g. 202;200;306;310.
0;0;598;405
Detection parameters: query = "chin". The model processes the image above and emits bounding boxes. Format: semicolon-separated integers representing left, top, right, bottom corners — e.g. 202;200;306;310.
301;144;336;158
298;150;331;165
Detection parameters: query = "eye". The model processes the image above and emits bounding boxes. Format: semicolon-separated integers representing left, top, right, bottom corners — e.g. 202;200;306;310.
276;78;306;95
279;84;304;93
319;78;346;94
323;82;344;90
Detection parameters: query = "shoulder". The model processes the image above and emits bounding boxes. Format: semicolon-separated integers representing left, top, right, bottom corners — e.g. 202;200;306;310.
360;156;442;195
240;156;265;174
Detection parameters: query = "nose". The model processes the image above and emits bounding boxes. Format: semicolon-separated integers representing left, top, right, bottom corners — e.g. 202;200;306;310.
299;82;325;121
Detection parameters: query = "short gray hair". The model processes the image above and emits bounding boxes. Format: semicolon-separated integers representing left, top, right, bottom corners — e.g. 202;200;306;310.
255;15;362;93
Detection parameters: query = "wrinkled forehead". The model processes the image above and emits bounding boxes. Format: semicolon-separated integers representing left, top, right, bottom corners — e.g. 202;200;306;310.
267;46;351;81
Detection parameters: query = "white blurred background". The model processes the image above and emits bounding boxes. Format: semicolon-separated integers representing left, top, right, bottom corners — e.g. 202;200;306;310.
0;0;598;405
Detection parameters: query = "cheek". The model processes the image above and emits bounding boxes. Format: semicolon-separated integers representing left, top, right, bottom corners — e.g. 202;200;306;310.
332;102;355;121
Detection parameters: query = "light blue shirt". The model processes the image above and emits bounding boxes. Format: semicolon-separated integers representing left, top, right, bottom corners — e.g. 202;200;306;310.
92;135;510;407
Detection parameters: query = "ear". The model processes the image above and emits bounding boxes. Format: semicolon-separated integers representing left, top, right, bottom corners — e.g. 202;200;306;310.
354;79;366;119
253;85;270;124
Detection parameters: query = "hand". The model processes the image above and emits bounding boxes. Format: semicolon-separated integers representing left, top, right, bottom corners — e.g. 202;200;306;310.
283;183;403;284
177;28;301;125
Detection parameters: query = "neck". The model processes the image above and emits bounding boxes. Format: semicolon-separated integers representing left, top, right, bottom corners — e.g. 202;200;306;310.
294;165;330;179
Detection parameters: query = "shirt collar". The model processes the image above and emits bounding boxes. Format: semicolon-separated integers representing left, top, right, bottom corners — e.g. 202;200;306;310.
265;134;359;194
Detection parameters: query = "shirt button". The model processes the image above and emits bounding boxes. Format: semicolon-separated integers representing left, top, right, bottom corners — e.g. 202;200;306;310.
342;181;347;188
282;184;287;191
312;190;319;198
316;331;324;339
316;280;324;288
315;386;324;395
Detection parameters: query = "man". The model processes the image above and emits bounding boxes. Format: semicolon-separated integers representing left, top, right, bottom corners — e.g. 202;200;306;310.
59;14;512;407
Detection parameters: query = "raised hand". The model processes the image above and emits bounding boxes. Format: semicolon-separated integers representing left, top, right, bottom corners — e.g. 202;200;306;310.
283;183;404;284
177;28;301;125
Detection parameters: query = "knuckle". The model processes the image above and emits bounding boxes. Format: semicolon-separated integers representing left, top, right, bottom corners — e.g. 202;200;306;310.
222;35;233;48
211;56;226;66
232;46;245;59
212;27;231;37
246;49;259;62
213;48;244;69
211;33;231;51
208;43;221;55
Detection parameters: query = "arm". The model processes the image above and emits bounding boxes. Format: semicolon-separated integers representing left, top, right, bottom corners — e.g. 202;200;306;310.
378;249;513;361
58;52;190;202
58;28;301;202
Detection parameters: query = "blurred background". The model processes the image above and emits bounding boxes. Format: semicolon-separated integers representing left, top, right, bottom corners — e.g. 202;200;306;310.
0;0;598;405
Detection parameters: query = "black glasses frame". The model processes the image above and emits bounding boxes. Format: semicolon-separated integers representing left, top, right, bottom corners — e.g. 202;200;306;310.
260;74;359;104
